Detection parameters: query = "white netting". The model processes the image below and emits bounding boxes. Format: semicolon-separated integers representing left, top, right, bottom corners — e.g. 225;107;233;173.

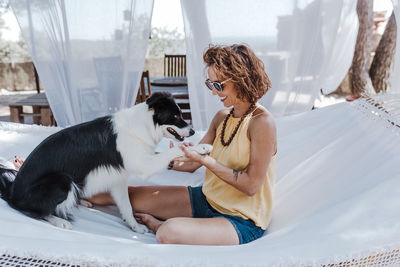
351;94;400;135
0;94;399;266
0;254;81;267
1;247;400;266
322;247;400;266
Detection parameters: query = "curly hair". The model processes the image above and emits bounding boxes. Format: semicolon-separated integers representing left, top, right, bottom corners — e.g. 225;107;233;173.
203;44;271;104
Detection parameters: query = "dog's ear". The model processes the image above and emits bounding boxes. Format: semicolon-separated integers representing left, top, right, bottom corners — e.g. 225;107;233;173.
146;91;173;110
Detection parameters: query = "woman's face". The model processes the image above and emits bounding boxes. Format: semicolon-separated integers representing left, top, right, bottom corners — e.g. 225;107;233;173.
207;66;239;108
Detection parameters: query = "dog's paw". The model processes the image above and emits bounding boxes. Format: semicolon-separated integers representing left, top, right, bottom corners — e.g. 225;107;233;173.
59;220;73;230
135;223;151;234
128;222;150;234
190;144;213;155
122;218;150;234
45;216;72;230
79;199;93;208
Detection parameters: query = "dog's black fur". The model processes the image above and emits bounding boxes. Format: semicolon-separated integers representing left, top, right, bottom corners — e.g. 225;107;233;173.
0;116;121;219
0;92;192;226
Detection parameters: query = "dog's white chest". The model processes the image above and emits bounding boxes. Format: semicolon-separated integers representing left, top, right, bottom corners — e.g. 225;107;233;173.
83;166;127;197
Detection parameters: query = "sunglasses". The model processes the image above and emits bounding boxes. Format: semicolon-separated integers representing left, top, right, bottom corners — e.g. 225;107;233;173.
205;78;231;92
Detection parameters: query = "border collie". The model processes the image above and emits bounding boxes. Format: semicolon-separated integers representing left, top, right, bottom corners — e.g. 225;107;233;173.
0;92;212;233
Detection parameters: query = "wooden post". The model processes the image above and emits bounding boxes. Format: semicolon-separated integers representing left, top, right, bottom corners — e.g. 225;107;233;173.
9;106;24;123
40;107;52;126
32;106;41;124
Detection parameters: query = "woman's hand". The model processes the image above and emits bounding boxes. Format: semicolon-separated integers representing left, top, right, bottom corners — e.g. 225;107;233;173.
174;144;205;164
169;140;194;149
168;141;205;172
170;140;197;163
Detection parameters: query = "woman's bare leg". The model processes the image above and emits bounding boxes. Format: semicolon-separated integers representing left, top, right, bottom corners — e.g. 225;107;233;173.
156;217;239;245
135;212;240;245
134;213;163;233
72;184;240;245
14;156;192;220
88;185;192;220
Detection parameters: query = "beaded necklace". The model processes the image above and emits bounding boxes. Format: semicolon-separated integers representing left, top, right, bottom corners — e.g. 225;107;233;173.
220;103;256;146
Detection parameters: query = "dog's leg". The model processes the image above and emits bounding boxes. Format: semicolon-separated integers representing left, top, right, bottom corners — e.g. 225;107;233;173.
188;144;213;154
131;147;184;179
44;215;72;229
109;182;150;234
133;144;213;179
79;199;93;208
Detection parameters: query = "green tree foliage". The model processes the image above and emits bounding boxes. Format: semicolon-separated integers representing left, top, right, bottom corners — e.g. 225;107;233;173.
147;27;185;58
0;39;32;62
0;1;32;63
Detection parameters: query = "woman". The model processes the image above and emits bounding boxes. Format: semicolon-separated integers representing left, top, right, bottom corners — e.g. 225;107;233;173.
15;44;276;245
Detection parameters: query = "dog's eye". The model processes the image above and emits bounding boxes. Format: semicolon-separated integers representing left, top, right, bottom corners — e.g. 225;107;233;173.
174;115;180;120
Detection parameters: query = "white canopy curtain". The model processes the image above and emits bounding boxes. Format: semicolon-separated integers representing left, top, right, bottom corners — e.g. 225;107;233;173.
10;0;154;127
181;0;358;130
390;0;400;93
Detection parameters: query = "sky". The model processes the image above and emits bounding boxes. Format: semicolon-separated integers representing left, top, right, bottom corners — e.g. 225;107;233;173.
0;0;394;42
152;0;184;34
0;0;185;41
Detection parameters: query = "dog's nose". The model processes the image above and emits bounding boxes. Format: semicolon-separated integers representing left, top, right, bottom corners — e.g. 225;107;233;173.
189;128;195;136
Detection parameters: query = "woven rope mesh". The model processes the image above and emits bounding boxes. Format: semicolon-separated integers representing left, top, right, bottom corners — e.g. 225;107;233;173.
1;248;400;266
322;248;400;267
355;93;400;128
368;93;400;120
0;254;81;267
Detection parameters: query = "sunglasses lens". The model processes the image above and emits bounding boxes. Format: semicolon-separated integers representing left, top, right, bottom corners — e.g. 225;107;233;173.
205;80;213;91
214;83;222;92
205;79;224;92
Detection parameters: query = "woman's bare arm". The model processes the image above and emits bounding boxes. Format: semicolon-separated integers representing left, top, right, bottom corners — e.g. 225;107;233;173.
171;110;227;173
179;112;276;196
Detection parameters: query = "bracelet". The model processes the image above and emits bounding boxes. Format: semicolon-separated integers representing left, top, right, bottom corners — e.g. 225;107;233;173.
167;160;174;170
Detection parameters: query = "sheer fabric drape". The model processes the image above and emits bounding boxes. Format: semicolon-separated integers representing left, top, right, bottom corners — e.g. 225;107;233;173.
391;0;400;93
10;0;153;127
181;0;358;130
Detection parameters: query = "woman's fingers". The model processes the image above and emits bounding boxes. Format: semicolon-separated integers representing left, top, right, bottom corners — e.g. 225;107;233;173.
174;155;191;162
178;144;191;155
170;141;194;149
177;144;203;163
183;142;194;147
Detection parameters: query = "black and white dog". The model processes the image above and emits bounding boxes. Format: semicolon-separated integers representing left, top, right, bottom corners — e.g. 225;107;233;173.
0;92;212;233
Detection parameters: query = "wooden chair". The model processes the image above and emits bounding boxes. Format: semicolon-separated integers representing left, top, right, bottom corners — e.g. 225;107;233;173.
173;93;192;124
9;93;56;126
164;54;186;77
136;70;152;104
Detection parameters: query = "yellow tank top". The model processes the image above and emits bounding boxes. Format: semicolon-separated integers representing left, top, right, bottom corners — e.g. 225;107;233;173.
202;110;275;230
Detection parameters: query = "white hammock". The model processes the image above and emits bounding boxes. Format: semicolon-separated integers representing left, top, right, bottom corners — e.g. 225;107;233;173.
0;94;399;266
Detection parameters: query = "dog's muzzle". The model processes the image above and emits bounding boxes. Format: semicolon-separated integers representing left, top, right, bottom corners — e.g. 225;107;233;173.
167;127;185;141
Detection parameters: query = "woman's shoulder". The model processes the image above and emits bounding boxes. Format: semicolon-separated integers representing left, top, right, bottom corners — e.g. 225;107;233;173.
252;104;274;120
216;108;230;117
249;105;276;131
211;109;230;127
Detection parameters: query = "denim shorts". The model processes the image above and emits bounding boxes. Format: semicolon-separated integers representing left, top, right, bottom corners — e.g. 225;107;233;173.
188;186;265;244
